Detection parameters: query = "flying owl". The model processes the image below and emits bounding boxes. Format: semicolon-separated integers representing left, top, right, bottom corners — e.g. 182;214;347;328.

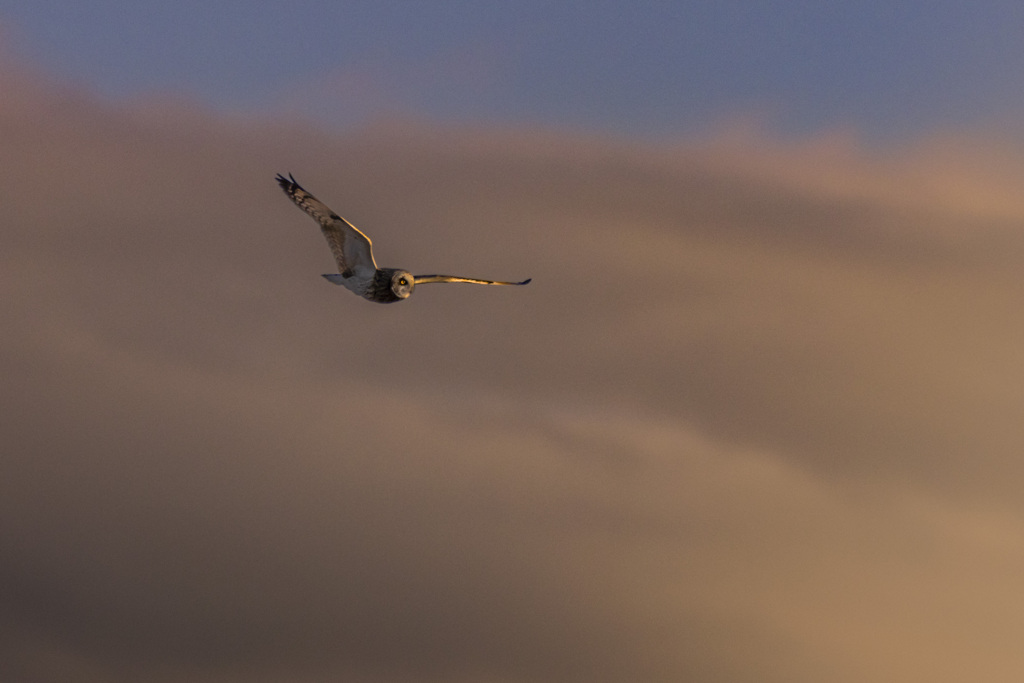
276;174;531;303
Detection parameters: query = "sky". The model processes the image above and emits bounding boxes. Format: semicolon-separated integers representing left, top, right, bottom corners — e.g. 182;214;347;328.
5;1;1024;138
3;3;1024;682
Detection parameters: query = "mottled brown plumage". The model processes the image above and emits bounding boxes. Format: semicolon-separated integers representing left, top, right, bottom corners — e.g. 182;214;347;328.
276;174;530;304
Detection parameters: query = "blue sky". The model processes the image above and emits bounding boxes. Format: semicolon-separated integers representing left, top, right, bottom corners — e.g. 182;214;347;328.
4;1;1024;139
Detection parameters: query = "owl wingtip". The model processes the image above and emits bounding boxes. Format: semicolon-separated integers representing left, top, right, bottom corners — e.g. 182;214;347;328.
275;172;299;188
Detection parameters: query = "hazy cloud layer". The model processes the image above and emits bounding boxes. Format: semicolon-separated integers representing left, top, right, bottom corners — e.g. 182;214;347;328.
3;65;1024;682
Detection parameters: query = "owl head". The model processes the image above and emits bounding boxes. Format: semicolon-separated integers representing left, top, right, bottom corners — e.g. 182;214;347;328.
390;269;415;299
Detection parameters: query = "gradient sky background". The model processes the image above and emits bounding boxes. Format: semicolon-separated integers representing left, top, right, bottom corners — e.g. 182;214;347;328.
4;3;1024;682
5;0;1024;138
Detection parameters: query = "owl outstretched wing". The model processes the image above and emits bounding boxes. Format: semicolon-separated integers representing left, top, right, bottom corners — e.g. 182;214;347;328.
413;275;532;286
276;174;377;280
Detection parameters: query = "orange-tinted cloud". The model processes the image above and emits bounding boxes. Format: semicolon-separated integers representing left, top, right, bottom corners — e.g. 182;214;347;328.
2;64;1024;682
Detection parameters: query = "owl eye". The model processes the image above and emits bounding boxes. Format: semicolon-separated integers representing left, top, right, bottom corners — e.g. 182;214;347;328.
399;278;408;286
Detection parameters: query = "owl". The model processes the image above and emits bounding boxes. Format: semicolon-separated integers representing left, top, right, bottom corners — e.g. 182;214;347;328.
277;174;530;303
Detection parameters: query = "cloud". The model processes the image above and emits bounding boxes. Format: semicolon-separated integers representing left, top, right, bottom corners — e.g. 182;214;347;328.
2;64;1024;682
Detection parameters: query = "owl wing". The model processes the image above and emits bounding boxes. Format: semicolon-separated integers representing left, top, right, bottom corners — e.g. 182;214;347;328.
413;275;531;286
276;174;377;279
